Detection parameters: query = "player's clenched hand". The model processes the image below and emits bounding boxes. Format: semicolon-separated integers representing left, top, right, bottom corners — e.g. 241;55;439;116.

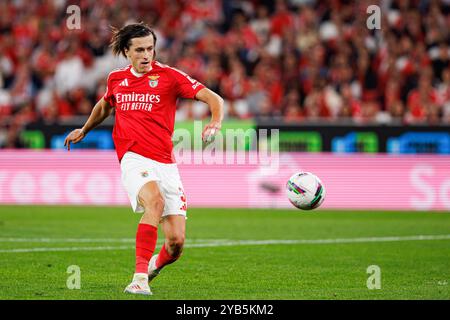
64;129;86;151
202;120;222;142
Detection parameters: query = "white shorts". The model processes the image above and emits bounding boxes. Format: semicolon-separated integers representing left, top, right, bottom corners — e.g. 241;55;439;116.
120;151;187;217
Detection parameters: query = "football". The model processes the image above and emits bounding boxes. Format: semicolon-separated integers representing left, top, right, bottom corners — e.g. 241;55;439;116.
286;172;326;210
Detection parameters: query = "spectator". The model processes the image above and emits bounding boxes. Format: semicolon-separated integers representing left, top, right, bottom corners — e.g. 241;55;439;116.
406;75;440;124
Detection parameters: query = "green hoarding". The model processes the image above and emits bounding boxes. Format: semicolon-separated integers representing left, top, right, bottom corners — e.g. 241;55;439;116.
173;120;256;151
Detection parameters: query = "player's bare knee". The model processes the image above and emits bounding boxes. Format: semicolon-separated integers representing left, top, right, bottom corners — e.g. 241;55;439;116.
167;234;185;255
168;234;185;247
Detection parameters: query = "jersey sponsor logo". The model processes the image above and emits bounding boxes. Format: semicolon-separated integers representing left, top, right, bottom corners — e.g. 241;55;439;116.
148;75;160;88
116;92;161;112
119;79;129;86
116;93;160;103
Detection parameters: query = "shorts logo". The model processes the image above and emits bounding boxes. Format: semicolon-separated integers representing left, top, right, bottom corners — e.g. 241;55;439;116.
148;75;160;88
179;187;187;211
140;171;149;178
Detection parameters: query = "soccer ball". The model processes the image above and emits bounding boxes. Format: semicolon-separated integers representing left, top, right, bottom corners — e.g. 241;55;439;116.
286;172;326;210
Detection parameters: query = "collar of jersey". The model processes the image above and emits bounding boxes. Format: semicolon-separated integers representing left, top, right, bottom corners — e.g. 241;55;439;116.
130;63;153;78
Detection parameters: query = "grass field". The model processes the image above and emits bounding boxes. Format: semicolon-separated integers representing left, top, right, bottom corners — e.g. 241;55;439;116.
0;205;449;300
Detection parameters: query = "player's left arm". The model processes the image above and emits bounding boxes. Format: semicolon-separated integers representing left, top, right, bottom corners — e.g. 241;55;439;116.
195;87;224;142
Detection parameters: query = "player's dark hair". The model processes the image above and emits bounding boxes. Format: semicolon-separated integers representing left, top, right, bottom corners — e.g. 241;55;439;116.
110;22;157;58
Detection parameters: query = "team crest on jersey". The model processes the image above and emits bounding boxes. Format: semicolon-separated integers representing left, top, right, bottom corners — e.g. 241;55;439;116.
140;171;149;178
148;75;160;88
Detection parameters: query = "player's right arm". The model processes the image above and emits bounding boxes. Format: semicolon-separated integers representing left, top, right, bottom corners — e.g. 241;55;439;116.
64;97;114;151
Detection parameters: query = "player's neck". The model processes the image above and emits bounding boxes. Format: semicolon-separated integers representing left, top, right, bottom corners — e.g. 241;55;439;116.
130;65;152;77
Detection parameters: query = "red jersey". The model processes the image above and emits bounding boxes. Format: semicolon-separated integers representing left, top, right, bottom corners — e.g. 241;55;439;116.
103;61;205;163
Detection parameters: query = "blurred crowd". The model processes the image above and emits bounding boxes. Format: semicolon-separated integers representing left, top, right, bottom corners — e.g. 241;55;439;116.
1;0;450;147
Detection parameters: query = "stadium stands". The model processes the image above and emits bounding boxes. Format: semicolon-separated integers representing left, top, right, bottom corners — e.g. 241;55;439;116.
0;0;449;149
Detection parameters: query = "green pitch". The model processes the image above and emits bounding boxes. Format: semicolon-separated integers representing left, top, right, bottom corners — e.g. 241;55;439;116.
0;205;449;300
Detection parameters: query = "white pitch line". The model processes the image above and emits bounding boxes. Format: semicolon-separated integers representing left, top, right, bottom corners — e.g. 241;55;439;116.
0;234;449;253
184;234;450;247
0;246;134;253
0;238;230;243
0;238;136;243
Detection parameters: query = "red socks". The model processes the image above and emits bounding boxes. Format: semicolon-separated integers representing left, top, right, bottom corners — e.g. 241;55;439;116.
135;223;158;274
134;223;181;273
156;242;180;269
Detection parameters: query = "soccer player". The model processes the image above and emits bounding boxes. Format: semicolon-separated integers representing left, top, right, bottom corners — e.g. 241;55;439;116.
64;22;224;295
